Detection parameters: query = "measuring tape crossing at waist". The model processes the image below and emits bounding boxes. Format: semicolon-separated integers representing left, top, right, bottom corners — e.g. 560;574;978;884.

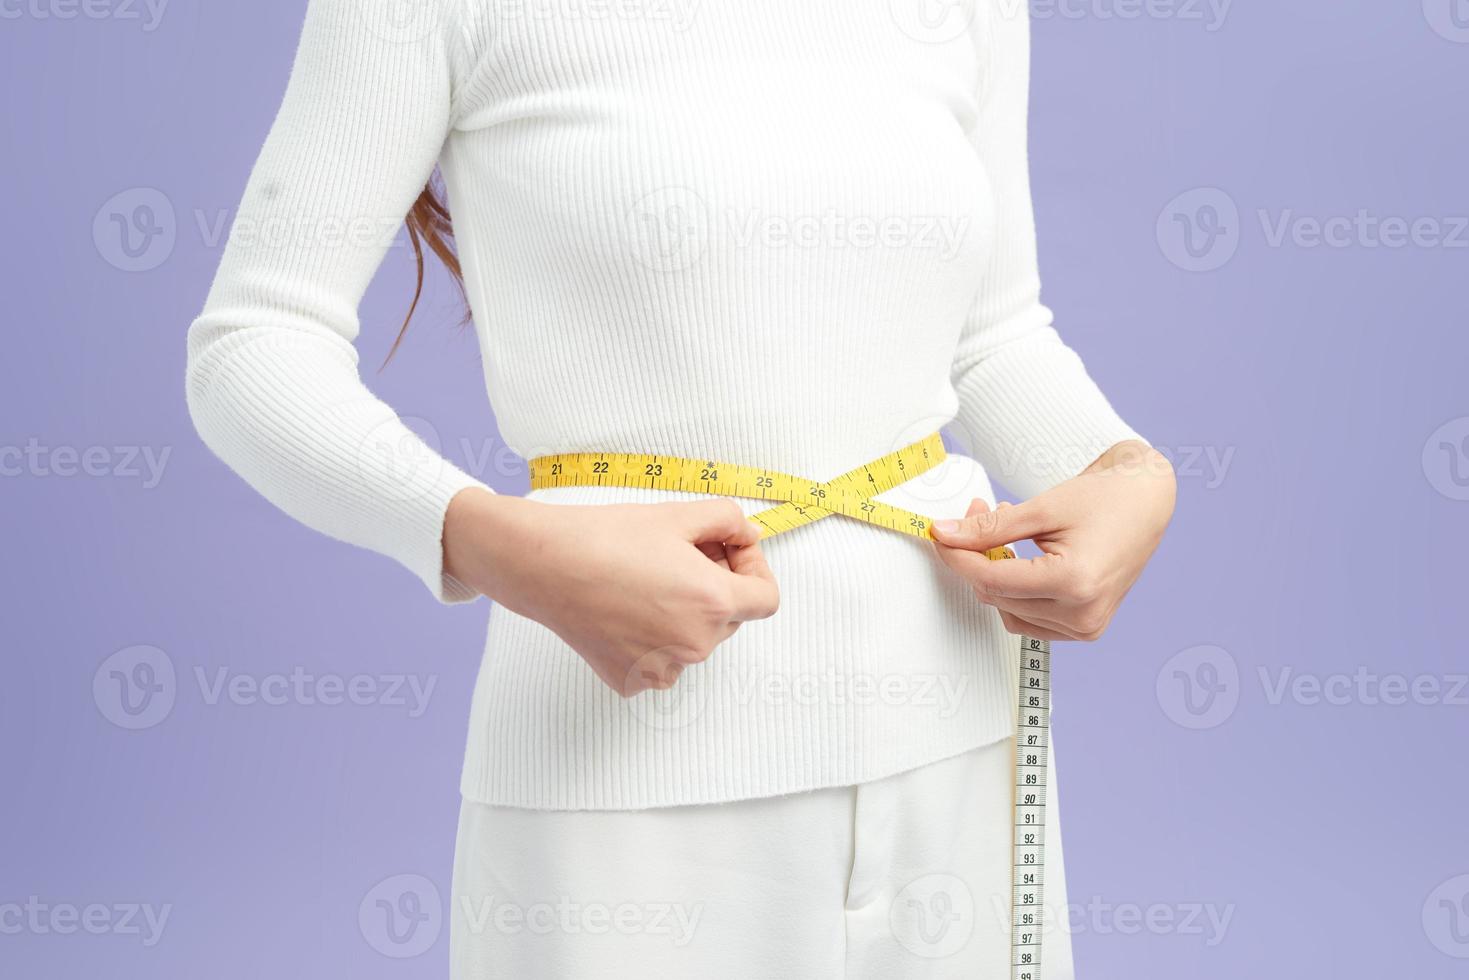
530;431;1015;560
529;431;1051;979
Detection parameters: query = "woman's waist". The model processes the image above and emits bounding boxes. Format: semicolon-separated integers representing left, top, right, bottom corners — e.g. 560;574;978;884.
471;540;1016;803
488;474;1006;672
480;545;1009;718
520;449;996;526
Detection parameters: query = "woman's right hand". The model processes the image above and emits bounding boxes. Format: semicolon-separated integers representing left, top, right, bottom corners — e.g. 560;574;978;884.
443;489;780;697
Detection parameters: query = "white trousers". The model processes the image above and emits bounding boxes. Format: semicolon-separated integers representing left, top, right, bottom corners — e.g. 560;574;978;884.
449;735;1075;979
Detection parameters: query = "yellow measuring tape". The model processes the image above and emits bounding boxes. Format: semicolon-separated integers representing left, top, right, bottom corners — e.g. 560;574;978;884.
529;430;1016;561
529;430;1049;978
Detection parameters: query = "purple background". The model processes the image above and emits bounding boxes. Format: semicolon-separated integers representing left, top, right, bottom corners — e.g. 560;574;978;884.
3;1;1467;976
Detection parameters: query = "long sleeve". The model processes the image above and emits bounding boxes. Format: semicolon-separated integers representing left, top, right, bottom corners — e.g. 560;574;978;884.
174;3;1163;809
184;0;492;604
949;4;1147;499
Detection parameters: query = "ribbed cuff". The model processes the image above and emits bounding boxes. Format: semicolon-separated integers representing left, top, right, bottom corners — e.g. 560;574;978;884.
952;331;1148;499
185;328;498;608
404;470;496;605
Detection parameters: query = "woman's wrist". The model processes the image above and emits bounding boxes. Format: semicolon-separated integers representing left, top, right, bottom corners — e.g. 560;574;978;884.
1086;438;1172;478
443;487;540;604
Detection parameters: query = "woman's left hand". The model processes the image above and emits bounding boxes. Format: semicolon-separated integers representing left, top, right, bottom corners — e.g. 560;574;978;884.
929;440;1176;642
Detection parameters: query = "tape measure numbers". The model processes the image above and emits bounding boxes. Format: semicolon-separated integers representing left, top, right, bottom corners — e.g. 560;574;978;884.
530;432;1051;976
1013;635;1050;980
530;430;1016;560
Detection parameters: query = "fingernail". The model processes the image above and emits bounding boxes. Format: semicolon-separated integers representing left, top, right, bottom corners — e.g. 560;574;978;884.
933;520;960;535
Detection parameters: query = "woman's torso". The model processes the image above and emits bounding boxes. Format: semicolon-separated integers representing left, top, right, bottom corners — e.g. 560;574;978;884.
439;0;1018;809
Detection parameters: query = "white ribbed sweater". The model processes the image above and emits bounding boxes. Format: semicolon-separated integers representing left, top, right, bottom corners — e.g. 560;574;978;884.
186;0;1144;810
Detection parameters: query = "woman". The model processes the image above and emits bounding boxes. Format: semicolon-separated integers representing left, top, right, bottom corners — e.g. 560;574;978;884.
185;0;1175;976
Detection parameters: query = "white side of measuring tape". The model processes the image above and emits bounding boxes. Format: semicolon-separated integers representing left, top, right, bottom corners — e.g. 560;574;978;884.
1012;635;1050;980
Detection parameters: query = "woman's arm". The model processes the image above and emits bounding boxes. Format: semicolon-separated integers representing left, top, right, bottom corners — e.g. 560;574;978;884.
947;3;1146;496
934;4;1175;639
185;0;491;603
186;0;780;687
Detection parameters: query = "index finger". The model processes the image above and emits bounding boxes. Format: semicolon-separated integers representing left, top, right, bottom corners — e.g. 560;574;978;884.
933;544;1068;600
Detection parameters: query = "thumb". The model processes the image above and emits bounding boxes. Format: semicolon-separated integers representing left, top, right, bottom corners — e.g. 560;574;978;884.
930;497;1048;552
679;499;763;548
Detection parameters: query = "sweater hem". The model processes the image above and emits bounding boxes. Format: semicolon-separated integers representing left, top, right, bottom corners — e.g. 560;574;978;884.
456;722;1017;813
